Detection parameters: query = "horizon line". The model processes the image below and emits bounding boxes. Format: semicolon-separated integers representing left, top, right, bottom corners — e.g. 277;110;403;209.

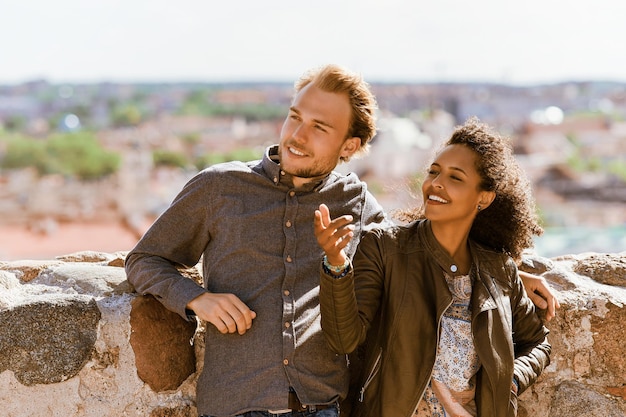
3;76;626;88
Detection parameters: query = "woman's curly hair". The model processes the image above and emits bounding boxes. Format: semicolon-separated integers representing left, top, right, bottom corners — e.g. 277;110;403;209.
399;117;543;262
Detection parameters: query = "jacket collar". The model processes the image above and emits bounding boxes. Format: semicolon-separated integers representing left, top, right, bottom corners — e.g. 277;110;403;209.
417;219;467;276
416;220;498;314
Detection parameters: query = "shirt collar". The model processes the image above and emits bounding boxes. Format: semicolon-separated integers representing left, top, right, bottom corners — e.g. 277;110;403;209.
262;145;330;192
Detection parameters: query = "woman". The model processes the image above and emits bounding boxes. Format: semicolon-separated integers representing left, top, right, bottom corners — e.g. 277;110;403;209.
314;117;551;417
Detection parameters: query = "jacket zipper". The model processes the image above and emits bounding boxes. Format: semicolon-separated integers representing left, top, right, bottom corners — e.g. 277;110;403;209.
412;297;453;415
359;347;383;402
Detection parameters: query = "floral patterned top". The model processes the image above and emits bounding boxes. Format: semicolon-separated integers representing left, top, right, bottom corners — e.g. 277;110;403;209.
415;272;480;417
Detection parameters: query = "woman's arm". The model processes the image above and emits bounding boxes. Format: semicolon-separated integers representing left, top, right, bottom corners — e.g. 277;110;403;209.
315;204;385;354
510;263;552;394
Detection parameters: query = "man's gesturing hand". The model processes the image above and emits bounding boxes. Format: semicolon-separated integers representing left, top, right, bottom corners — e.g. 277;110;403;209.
187;292;256;335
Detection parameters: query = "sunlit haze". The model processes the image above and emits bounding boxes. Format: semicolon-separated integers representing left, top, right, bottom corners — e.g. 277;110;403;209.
2;0;625;85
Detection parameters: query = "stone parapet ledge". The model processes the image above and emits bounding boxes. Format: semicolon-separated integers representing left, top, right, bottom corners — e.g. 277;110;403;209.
0;250;625;416
0;251;200;417
517;251;626;416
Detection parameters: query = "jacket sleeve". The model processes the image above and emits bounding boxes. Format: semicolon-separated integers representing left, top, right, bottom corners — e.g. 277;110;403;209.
508;259;552;394
124;171;213;320
320;229;386;354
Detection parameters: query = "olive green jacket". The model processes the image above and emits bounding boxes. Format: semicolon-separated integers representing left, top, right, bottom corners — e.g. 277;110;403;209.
320;220;551;417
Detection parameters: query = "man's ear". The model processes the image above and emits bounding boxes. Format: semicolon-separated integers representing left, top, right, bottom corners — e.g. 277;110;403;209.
479;190;496;209
340;137;361;159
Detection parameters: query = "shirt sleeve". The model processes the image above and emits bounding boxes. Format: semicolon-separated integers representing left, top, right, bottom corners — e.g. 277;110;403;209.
361;189;392;232
125;170;214;319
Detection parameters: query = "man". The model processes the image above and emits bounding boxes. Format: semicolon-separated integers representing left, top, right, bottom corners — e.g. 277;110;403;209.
126;64;387;417
125;64;558;417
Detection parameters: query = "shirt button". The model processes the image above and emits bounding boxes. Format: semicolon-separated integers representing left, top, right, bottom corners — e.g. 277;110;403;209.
283;359;289;365
286;256;292;263
284;290;290;296
286;220;292;227
273;177;278;183
289;191;295;197
285;322;291;328
281;170;286;176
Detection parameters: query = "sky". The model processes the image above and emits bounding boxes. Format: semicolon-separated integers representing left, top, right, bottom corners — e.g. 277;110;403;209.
2;0;625;86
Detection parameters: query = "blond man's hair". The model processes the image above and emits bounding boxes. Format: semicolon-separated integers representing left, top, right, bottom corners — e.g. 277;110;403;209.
295;64;378;161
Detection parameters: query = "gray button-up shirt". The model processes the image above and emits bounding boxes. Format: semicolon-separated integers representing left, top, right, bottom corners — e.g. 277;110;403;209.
125;145;388;416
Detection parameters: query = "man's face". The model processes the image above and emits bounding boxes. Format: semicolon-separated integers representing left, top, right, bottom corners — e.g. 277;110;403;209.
278;83;359;188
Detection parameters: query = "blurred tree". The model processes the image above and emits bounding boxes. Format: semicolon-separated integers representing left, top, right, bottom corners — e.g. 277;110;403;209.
153;150;189;169
3;115;27;132
111;104;143;127
193;147;263;170
178;89;284;121
0;132;120;180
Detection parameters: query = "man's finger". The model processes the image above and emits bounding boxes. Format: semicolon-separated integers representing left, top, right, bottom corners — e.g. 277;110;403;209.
230;307;256;335
208;316;231;334
222;315;238;334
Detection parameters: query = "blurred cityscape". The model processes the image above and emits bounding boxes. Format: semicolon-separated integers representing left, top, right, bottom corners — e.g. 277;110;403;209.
1;79;625;260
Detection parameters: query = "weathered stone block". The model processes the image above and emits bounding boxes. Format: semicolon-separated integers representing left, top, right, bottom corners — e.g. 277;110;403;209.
130;295;197;392
549;380;625;417
0;296;101;385
149;405;196;417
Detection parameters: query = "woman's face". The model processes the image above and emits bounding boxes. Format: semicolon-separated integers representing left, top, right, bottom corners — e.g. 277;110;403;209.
422;144;494;226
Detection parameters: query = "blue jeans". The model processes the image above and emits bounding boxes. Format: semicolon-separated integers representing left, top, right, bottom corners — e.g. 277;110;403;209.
201;404;339;417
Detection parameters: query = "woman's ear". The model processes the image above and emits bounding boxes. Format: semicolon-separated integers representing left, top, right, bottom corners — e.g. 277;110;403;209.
479;190;496;210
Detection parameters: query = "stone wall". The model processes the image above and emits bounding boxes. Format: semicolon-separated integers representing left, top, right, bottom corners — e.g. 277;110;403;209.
1;250;625;417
